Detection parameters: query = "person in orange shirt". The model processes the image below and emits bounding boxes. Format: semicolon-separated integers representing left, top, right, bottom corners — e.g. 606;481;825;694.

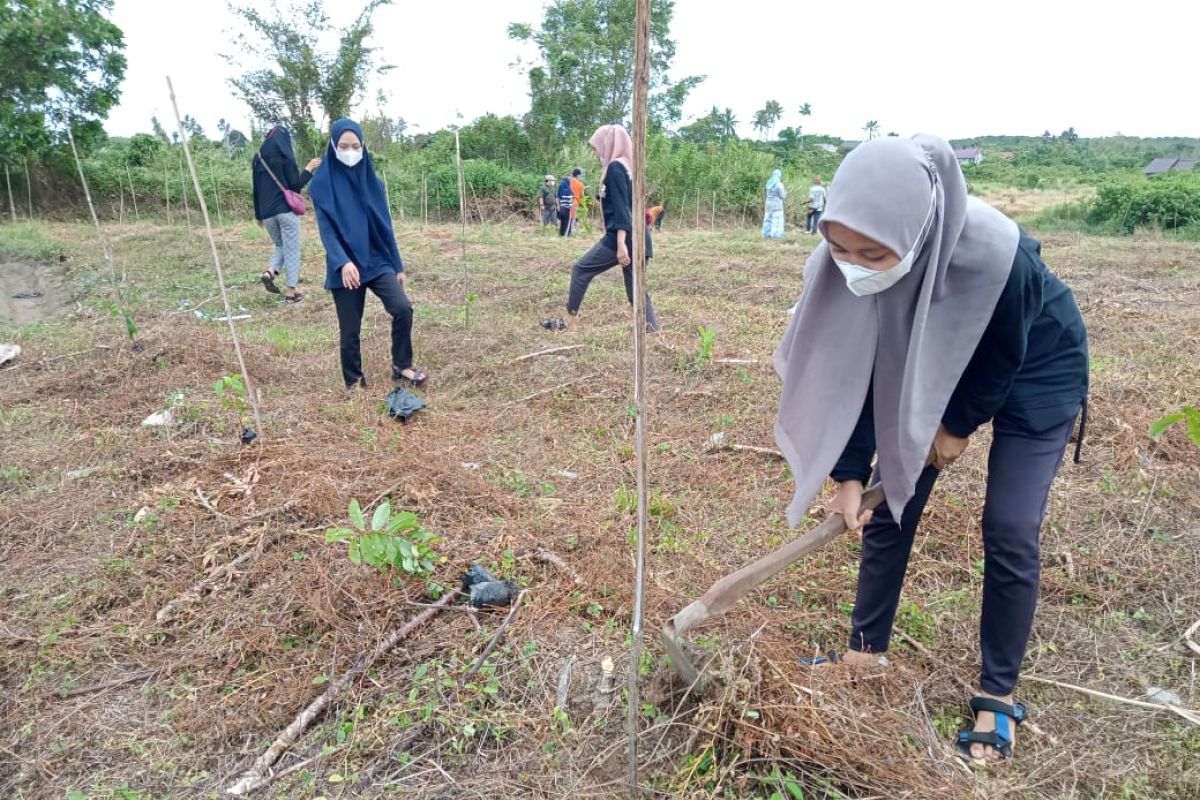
569;168;585;234
647;204;665;231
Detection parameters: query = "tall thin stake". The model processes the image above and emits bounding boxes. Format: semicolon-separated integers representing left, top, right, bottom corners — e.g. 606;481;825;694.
164;164;171;224
126;163;139;221
627;0;651;794
63;121;135;341
23;159;33;219
454;130;469;326
213;168;224;228
383;171;391;217
4;164;15;222
421;172;428;229
166;77;263;436
711;191;716;230
179;156;192;229
119;178;126;223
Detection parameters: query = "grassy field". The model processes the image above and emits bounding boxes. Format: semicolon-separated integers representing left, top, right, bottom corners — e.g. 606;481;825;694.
1;212;1198;799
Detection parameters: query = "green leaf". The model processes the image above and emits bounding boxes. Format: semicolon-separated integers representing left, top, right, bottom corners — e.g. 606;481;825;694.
1148;411;1183;441
386;510;418;533
1184;405;1200;447
371;500;391;531
348;540;361;565
213;378;225;396
784;777;805;800
312;674;329;685
325;527;355;543
348;498;365;530
398;539;414;559
384;536;400;566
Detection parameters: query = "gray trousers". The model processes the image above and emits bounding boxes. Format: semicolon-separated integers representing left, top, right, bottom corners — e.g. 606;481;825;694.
566;239;658;332
263;212;301;288
849;408;1079;695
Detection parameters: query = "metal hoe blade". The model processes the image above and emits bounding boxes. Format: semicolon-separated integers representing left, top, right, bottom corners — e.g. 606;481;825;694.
661;485;886;687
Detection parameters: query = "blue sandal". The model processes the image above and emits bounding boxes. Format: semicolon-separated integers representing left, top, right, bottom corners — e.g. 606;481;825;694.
957;697;1027;762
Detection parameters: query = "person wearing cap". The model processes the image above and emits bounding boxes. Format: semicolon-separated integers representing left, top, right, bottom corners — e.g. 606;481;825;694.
538;174;557;228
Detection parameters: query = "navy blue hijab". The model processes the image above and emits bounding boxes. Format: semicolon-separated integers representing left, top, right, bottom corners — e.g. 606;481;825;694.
308;119;402;279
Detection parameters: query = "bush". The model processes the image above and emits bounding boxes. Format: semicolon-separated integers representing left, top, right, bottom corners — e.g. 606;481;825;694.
1088;175;1200;233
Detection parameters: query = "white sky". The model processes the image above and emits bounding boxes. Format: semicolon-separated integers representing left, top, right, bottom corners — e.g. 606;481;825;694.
106;0;1199;142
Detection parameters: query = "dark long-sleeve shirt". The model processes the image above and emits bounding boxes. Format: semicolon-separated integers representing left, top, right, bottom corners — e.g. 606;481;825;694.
252;144;312;221
831;232;1089;484
600;161;653;258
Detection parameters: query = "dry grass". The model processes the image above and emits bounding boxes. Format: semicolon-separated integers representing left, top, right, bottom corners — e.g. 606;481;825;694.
0;218;1197;799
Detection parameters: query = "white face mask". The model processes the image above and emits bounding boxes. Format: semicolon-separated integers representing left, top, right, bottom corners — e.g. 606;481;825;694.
833;181;937;297
336;147;363;167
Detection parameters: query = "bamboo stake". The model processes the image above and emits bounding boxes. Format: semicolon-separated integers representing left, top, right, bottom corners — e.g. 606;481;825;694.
179;156;192;229
63;121;134;341
454;130;469;326
164;164;172;224
226;590;461;795
166;77;262;437
119;179;125;223
711;191;716;230
422;171;428;228
627;0;651;793
4;164;15;222
213;168;224;228
23;159;33;219
126;163;139;221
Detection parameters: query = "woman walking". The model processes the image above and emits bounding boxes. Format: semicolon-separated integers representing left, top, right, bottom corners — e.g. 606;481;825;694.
252;125;320;303
541;124;657;333
309;119;428;391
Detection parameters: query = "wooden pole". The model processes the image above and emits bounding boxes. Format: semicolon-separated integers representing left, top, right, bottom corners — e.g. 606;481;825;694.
422;172;428;229
627;0;651;793
23;159;33;219
454;130;469;327
166;76;263;437
126;163;139;221
179;156;192;229
164;164;171;224
711;191;716;230
213;168;224;229
4;164;15;222
695;190;700;228
119;178;125;224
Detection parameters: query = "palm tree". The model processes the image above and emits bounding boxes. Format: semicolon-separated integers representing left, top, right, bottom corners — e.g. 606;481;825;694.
752;109;769;140
763;100;784;139
797;102;812;146
718;108;738;140
863;120;880;140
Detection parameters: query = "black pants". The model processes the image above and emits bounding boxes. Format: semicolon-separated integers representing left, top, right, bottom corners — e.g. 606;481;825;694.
567;239;658;332
558;207;572;237
330;271;413;388
654;209;665;231
848;410;1078;696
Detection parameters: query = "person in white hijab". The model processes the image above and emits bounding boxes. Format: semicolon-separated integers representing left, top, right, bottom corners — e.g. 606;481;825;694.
775;134;1088;765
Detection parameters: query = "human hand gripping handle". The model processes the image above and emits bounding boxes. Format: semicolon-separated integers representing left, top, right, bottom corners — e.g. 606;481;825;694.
930;424;969;470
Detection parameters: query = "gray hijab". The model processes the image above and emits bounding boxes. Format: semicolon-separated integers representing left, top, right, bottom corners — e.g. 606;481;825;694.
773;134;1019;526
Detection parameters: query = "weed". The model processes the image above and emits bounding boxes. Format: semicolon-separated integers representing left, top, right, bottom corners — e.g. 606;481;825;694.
325;499;443;577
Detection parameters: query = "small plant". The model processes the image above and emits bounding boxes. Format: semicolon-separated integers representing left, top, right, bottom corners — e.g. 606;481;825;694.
212;373;247;429
325;499;442;576
695;324;716;366
1149;404;1200;448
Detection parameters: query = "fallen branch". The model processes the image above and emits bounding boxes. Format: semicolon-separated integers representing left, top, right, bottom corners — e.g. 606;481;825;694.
510;344;585;363
530;547;584;585
713;358;760;365
1024;675;1200;726
1185;619;1200;657
56;670;153;700
460;590;526;684
701;432;784;460
508;373;598;405
226;590;461;795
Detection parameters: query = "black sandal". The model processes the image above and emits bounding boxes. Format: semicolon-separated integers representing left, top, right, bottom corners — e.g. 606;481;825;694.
956;697;1027;763
284;292;304;304
393;367;428;387
540;317;567;331
261;270;280;294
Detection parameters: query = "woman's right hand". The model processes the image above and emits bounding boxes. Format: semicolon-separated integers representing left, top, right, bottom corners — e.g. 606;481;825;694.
341;263;361;290
827;480;873;530
305;158;321;172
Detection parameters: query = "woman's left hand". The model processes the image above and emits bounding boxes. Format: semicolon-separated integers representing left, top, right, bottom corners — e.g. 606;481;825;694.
396;271;407;288
930;425;969;469
616;243;631;267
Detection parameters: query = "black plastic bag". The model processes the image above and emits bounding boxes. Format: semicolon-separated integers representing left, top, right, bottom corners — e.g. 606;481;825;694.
384;387;425;422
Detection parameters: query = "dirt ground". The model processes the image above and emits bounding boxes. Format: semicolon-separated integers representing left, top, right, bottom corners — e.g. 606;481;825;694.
1;217;1198;799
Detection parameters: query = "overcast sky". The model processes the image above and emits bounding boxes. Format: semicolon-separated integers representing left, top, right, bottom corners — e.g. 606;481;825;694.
106;0;1198;143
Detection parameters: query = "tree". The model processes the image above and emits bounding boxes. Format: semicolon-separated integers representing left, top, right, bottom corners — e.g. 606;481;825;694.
508;0;704;148
754;100;783;140
717;108;739;141
798;103;812;118
1060;127;1079;144
0;0;127;160
225;0;392;158
181;115;206;141
150;115;171;143
863;120;880;140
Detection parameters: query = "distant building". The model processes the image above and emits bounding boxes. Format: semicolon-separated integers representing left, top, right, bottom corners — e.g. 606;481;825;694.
1000;151;1015;159
1143;157;1196;176
814;143;838;154
953;147;984;166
